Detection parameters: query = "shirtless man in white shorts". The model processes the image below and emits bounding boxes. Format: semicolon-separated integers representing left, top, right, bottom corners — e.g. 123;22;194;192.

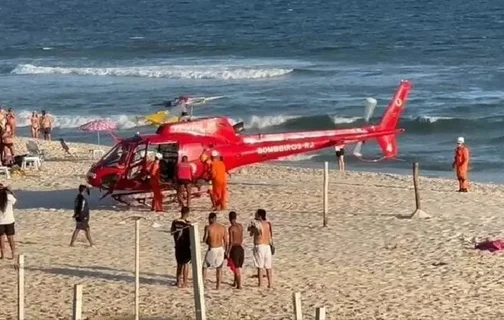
248;209;274;288
202;212;227;290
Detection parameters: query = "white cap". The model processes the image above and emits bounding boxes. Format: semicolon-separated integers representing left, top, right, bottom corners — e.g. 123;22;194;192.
211;150;219;157
457;137;465;144
155;153;163;160
139;151;146;158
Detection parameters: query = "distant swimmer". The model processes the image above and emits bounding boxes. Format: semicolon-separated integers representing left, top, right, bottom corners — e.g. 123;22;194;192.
334;145;345;171
202;212;227;290
452;137;470;192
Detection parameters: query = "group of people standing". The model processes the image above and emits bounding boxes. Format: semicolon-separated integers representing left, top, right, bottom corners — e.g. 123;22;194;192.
171;207;274;290
28;110;53;140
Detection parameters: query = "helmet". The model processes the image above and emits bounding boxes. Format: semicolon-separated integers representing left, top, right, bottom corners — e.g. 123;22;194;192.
211;150;219;157
457;137;465;144
155;153;163;160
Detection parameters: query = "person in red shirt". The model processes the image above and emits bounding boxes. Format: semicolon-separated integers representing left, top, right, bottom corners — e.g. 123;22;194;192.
176;155;193;208
452;137;470;192
149;153;163;212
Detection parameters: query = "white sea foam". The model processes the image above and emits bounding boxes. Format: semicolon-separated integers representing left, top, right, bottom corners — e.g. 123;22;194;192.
332;116;361;124
11;64;294;80
244;115;298;129
16;111;143;129
416;115;454;123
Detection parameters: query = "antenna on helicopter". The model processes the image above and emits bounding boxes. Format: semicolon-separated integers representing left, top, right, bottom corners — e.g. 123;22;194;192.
353;97;377;158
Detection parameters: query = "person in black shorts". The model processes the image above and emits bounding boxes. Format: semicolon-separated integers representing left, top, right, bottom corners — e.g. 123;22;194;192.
0;185;17;259
70;185;94;247
334;146;345;172
171;206;191;288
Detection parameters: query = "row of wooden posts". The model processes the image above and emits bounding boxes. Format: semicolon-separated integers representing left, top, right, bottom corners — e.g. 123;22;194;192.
14;161;423;319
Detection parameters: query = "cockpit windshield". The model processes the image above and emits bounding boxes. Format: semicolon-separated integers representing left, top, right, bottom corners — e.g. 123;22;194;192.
101;143;132;166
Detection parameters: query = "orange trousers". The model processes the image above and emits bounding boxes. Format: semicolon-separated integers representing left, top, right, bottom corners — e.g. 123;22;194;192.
456;167;468;190
212;180;228;210
151;182;163;212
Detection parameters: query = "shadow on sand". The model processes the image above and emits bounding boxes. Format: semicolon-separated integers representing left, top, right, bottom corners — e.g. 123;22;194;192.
12;188;118;210
25;265;176;286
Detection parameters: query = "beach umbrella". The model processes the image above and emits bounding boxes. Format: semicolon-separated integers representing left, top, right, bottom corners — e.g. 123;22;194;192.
80;119;117;145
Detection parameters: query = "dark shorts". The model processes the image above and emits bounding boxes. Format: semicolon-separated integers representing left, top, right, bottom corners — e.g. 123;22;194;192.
336;149;345;157
3;143;13;148
181;112;189;117
178;179;191;186
43;128;51;134
0;223;15;236
76;221;89;230
229;244;244;268
175;244;191;265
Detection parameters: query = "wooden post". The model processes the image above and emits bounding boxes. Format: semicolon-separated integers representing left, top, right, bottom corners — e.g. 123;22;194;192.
409;162;430;219
18;254;24;320
413;162;421;210
323;161;329;227
73;284;83;320
189;223;206;320
134;218;140;320
293;292;302;320
315;307;326;320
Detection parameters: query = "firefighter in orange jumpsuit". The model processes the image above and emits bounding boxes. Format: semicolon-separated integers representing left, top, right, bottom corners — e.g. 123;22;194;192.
210;150;228;210
149;153;164;211
452;137;470;192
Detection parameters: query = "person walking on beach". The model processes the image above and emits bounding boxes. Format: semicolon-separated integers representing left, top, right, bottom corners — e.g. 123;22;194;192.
170;206;191;288
452;137;470;192
40;110;52;141
0;185;17;259
248;209;274;288
202;212;227;290
227;211;245;289
70;184;94;247
334;145;345;171
176;155;193;208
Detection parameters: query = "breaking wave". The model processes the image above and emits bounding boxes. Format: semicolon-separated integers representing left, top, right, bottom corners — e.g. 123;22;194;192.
10;64;294;80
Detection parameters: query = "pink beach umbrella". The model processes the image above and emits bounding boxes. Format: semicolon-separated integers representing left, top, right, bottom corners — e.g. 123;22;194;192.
80;119;117;145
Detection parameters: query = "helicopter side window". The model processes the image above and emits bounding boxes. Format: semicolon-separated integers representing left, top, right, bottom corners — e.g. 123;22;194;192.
102;143;130;167
127;143;148;180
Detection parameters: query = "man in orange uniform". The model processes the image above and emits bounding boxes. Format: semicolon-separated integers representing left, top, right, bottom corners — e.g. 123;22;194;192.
210;150;228;210
452;137;470;192
149;153;164;211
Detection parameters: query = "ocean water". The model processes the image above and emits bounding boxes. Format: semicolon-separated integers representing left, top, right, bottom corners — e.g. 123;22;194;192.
1;0;504;182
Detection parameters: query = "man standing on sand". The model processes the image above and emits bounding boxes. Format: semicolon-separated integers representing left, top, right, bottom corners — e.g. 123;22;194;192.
227;211;245;289
334;145;345;172
40;110;53;140
170;206;191;288
248;209;274;288
452;137;470;192
202;212;227;290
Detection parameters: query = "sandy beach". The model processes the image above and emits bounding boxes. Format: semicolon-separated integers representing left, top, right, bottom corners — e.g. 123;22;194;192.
2;137;504;319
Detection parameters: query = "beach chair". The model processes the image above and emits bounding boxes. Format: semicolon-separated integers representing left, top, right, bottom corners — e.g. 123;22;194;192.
59;138;78;158
26;140;46;160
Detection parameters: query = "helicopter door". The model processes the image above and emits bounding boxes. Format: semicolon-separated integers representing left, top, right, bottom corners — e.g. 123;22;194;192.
127;143;148;180
157;142;179;182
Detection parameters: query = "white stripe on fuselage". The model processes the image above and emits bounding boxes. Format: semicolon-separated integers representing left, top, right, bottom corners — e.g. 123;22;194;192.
242;127;372;144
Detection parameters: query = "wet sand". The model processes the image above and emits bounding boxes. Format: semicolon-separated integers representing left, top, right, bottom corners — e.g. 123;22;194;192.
1;137;504;319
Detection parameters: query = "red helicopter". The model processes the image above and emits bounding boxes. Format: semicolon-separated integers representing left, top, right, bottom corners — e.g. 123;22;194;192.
86;80;412;204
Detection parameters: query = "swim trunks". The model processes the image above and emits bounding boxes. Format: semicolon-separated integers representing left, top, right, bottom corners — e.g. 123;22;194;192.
253;244;272;269
175;244;191;264
0;223;15;236
229;244;244;268
335;148;345;157
204;246;225;268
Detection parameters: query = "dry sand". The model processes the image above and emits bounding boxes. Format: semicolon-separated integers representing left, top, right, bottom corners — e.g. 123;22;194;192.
2;137;504;319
